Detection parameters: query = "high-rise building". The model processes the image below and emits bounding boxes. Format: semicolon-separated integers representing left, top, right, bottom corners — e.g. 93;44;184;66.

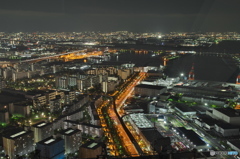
36;136;65;159
0;78;6;90
3;68;12;79
55;75;77;89
118;69;131;80
102;80;119;93
64;91;75;105
31;121;53;143
79;140;104;159
56;76;68;89
0;110;9;123
3;128;34;159
60;128;82;154
9;103;30;117
49;96;62;113
77;77;92;91
68;76;77;87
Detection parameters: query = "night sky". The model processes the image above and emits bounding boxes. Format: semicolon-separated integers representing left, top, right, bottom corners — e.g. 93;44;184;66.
0;0;240;32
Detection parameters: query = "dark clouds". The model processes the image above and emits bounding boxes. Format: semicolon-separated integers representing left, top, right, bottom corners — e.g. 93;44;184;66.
0;0;240;32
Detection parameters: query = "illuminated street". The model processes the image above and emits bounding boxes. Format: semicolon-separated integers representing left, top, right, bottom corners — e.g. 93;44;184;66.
96;72;147;157
112;72;147;156
1;10;240;158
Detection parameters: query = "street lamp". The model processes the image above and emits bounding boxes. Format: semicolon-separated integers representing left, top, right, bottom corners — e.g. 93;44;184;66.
180;73;184;77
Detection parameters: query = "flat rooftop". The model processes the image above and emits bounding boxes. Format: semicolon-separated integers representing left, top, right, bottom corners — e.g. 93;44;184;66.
44;139;55;144
64;120;102;128
10;131;26;138
80;139;103;149
140;128;171;153
175;103;196;113
38;136;63;146
60;128;81;136
129;113;153;128
173;86;237;97
32;121;52;128
192;105;209;113
26;90;45;96
3;128;32;139
184;94;226;102
0;93;25;105
215;123;239;129
176;127;206;146
214;108;240;117
197;115;218;126
135;84;166;90
140;128;164;140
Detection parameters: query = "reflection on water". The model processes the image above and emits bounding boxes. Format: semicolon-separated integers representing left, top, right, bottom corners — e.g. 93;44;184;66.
109;51;238;83
164;54;238;82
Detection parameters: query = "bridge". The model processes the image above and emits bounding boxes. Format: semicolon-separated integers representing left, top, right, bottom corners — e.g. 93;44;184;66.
0;49;105;67
19;49;88;63
195;52;233;57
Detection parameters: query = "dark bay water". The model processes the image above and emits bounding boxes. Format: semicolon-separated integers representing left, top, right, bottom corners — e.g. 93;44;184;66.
109;41;240;83
110;52;161;67
164;54;238;82
114;40;240;54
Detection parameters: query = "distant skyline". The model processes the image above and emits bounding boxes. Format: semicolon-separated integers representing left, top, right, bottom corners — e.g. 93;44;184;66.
1;0;240;33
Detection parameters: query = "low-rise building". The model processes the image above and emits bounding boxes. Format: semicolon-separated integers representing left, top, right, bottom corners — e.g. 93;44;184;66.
173;86;237;98
175;103;196;116
159;93;171;100
194;115;216;130
182;95;226;107
211;108;240;126
140;128;172;153
214;123;239;137
175;127;208;150
135;84;167;97
192;106;209;115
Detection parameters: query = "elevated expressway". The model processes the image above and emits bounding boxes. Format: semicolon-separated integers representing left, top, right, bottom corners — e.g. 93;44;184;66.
0;49;103;66
104;72;147;157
